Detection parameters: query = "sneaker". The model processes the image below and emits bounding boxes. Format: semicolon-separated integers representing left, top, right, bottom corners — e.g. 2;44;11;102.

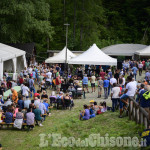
39;124;43;127
119;115;123;118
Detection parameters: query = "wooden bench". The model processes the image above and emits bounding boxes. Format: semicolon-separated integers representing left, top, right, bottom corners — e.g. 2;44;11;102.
0;122;35;129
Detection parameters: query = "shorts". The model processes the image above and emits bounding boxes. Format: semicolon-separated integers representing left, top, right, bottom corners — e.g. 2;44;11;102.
98;86;102;92
83;84;88;88
56;84;61;89
120;94;128;109
91;83;95;87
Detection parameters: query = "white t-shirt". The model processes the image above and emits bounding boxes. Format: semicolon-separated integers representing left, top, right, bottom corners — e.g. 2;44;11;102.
111;87;120;98
91;76;96;83
22;86;30;96
110;78;117;85
122;77;125;85
28;68;32;74
46;72;52;79
126;81;137;96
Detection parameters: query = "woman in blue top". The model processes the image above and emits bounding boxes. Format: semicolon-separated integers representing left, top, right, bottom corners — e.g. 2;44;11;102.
79;105;90;120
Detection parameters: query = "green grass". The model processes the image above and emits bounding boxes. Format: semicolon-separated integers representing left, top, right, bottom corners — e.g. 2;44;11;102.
0;98;144;150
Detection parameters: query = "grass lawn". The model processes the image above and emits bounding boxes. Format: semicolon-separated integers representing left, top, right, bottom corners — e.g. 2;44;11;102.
0;96;144;150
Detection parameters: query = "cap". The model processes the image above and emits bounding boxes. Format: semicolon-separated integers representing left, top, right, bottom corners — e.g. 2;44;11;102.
90;100;94;103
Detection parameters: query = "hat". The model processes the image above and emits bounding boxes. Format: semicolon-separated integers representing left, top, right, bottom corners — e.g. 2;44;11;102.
0;95;2;98
90;100;94;103
59;91;63;94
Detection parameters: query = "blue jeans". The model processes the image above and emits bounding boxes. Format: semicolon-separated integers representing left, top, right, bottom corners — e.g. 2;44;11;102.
30;87;35;97
112;98;119;112
120;94;128;109
104;87;108;99
108;84;112;96
134;74;137;80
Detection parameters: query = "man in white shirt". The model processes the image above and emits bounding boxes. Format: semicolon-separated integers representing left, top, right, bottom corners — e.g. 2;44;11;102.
119;76;137;118
109;76;117;95
22;84;30;97
110;76;117;86
46;71;52;79
111;83;120;112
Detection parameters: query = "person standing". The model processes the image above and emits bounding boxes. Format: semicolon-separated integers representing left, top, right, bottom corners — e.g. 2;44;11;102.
111;83;120;112
97;77;103;98
138;62;143;76
99;69;105;80
103;77;109;99
132;65;138;80
29;76;35;97
82;74;89;93
90;73;96;93
56;75;61;94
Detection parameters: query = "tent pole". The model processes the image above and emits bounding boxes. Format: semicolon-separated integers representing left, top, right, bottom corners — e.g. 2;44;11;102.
64;23;70;81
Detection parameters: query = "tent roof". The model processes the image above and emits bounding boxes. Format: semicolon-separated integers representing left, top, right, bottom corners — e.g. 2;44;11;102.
68;44;117;66
102;44;147;56
45;46;76;63
0;43;26;61
135;46;150;56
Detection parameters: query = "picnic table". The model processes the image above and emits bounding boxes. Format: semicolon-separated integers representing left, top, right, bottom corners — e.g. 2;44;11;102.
4;86;21;100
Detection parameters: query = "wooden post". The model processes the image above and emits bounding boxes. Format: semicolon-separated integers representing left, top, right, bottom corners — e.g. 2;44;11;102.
144;117;148;129
129;100;132;120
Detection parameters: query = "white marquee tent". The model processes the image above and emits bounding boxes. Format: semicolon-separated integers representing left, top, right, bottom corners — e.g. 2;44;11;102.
68;44;117;66
45;46;76;63
135;45;150;56
0;43;27;80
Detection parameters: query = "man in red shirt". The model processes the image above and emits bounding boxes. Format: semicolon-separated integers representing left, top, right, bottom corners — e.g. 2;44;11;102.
56;75;61;94
99;69;106;80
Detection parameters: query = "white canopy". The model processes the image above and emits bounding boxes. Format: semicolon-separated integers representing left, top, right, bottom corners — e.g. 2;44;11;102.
135;46;150;56
68;44;117;66
45;46;76;63
0;43;27;80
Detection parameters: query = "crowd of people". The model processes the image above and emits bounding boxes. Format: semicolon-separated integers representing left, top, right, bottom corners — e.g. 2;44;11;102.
0;59;150;130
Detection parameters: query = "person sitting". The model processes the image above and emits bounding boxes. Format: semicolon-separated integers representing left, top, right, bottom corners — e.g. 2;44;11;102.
34;96;40;106
0;108;3;123
101;101;107;112
39;100;46;116
43;100;50;116
14;108;24;129
34;90;41;100
68;83;76;98
41;90;48;100
93;102;99;114
24;96;31;109
79;104;90;120
56;91;64;109
13;105;19;118
64;93;72;109
17;95;24;109
97;102;103;115
49;91;57;106
89;104;96;118
33;105;44;126
5;106;13;123
26;108;35;130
